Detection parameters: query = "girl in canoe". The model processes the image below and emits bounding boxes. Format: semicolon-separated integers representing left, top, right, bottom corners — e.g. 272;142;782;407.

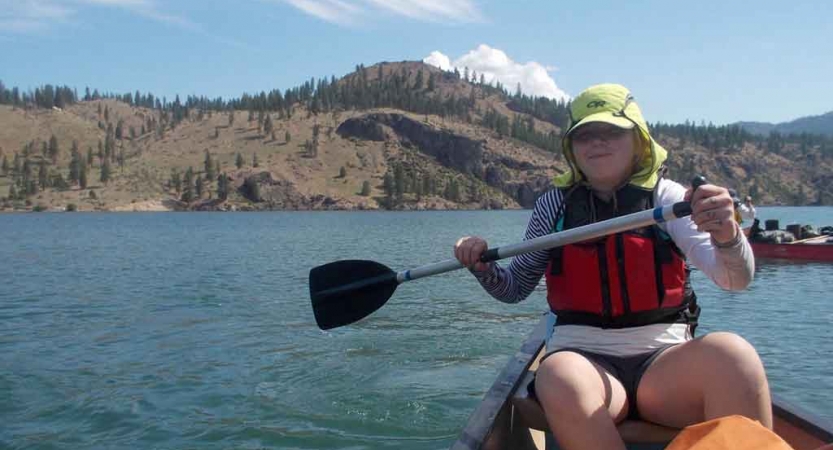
453;84;769;450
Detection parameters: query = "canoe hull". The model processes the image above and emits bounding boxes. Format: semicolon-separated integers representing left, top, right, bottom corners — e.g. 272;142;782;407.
751;242;833;262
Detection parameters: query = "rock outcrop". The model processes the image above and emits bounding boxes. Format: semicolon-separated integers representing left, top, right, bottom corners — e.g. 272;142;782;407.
337;113;554;208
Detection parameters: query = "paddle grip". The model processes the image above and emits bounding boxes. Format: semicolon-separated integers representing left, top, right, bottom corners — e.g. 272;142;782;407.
691;175;707;191
673;176;708;217
480;248;500;263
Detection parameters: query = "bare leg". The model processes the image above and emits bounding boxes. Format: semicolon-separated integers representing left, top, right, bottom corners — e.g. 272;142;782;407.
534;351;629;450
637;332;772;429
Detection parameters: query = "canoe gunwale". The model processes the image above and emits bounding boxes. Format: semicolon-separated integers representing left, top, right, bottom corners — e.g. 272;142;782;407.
773;393;833;444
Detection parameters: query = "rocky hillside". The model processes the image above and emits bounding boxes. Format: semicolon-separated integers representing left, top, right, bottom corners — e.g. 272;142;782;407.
1;61;831;212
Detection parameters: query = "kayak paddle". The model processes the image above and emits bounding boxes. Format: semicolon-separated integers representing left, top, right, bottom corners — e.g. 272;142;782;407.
310;177;706;330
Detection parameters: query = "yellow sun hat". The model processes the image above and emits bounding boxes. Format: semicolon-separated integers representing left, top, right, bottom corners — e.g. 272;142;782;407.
555;83;668;190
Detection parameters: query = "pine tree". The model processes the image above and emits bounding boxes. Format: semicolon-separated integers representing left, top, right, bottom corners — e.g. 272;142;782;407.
100;160;111;184
450;179;461;202
383;173;394;207
228;111;235;127
414;70;424;90
170;169;181;193
217;173;229;200
69;149;81;184
264;115;273;137
253;153;259;168
79;159;88;189
195;174;203;199
236;152;244;169
1;155;8;175
87;147;94;168
21;159;32;193
339;166;346;178
204;150;215;180
38;161;48;189
285;131;291;143
49;134;59;164
182;167;194;203
27;179;38;197
360;180;371;196
393;165;405;201
414;174;423;200
243;177;261;202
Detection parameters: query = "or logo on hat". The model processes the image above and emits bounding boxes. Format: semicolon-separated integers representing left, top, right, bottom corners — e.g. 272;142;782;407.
586;100;607;108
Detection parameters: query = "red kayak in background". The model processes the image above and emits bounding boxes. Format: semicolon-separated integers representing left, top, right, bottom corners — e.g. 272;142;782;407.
750;235;833;262
745;219;833;263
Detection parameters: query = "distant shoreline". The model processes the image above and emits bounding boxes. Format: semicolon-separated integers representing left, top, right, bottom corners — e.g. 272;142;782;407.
2;203;830;214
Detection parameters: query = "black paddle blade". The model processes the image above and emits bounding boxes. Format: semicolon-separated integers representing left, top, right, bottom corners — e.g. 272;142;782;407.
309;259;398;330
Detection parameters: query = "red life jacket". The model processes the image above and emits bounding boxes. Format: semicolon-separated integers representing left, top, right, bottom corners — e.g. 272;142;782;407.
545;183;699;329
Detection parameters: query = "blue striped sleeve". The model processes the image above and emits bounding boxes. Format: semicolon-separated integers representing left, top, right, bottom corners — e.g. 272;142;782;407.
473;189;563;303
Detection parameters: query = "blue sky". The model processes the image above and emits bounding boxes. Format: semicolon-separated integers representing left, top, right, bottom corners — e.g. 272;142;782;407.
1;0;830;125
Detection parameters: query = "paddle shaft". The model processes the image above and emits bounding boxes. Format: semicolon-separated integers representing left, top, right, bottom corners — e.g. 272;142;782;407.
397;201;693;284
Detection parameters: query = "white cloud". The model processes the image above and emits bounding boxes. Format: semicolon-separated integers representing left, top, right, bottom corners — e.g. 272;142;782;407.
0;0;258;50
0;0;73;32
0;0;194;33
79;0;197;29
422;51;452;71
281;0;483;26
423;45;570;101
82;0;150;6
363;0;482;23
283;0;363;26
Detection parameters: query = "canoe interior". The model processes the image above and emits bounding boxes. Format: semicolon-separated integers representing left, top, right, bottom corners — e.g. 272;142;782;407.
452;313;833;450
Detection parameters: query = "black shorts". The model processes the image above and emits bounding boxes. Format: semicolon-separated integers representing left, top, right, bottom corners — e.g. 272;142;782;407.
529;344;676;421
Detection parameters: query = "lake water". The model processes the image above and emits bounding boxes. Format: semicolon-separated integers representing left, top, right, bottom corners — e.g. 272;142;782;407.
1;207;831;449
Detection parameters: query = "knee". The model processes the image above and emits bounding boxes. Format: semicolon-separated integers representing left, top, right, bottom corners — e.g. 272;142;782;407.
535;353;600;407
700;332;767;381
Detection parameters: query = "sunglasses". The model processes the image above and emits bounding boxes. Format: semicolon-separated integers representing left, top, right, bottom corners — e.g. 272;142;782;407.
571;126;631;144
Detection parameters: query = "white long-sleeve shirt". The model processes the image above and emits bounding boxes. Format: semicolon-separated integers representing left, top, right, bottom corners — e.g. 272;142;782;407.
472;178;755;356
739;203;756;223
